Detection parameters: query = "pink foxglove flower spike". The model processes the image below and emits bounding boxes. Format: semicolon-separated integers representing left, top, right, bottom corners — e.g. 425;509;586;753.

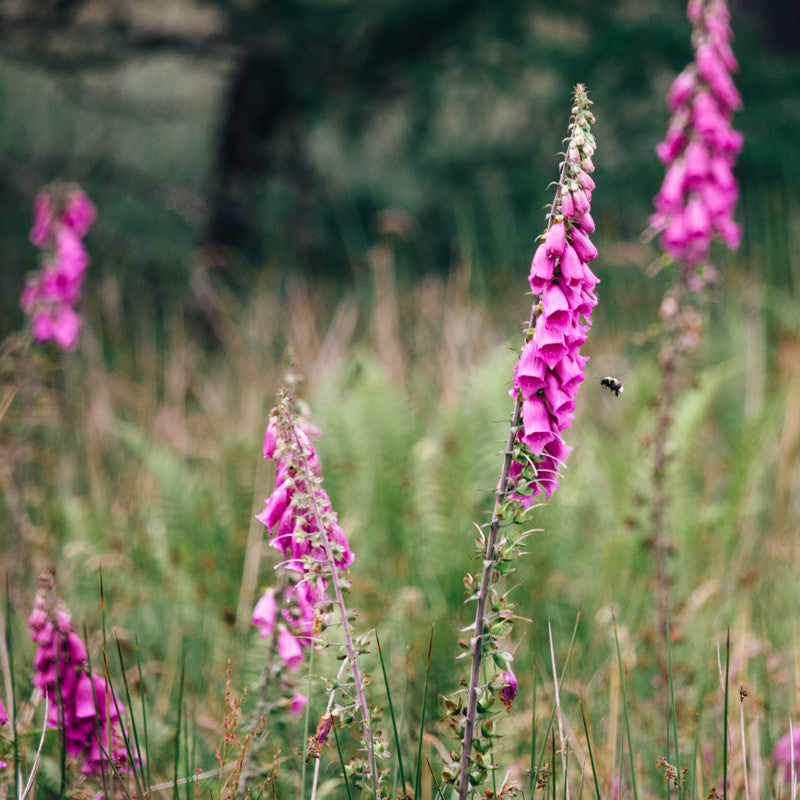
651;0;742;291
22;183;96;351
247;382;380;795
28;568;132;778
450;85;598;798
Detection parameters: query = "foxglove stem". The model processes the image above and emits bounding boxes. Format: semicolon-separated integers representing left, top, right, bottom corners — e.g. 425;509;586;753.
457;86;595;797
289;421;380;797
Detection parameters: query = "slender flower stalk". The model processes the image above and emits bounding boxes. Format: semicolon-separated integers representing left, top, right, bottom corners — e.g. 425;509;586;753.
248;384;379;796
648;0;742;640
21;184;96;352
449;85;598;798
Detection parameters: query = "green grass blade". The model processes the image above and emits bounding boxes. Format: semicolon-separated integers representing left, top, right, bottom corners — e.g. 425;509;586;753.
113;637;147;797
135;637;152;789
580;704;602;800
612;612;639;800
173;649;186;800
332;716;354;800
723;630;730;800
4;578;20;800
529;660;538;799
376;630;407;793
665;599;683;800
532;612;581;798
414;627;434;799
426;758;447;800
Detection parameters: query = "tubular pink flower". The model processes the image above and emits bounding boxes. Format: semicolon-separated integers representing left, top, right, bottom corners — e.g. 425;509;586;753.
252;589;277;639
290;691;309;715
277;627;304;672
545;220;566;256
521;396;554;456
496;668;518;712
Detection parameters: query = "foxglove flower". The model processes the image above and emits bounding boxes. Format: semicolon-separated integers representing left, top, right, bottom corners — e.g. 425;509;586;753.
251;387;378;789
511;85;598;500
773;728;800;784
21;183;96;351
28;570;131;777
652;0;742;289
253;389;354;672
495;668;518;712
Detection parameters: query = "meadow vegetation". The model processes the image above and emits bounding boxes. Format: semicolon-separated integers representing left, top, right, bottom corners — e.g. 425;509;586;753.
3;2;800;798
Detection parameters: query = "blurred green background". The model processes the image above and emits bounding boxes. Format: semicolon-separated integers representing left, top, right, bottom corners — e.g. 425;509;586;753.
3;1;800;796
2;0;799;332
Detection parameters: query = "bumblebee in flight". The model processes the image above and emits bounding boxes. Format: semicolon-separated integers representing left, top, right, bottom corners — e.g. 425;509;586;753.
600;376;623;397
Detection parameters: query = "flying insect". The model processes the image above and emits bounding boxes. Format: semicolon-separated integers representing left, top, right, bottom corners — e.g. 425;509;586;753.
600;376;624;397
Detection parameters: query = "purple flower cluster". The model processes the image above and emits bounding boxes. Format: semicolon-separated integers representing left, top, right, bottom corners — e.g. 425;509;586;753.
21;184;96;351
511;86;599;501
652;0;742;289
252;394;354;706
29;573;130;776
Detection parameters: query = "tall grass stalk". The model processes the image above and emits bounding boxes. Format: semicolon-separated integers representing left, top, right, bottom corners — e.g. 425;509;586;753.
612;613;639;800
376;631;408;794
739;685;750;800
414;628;434;800
665;599;682;800
548;620;569;800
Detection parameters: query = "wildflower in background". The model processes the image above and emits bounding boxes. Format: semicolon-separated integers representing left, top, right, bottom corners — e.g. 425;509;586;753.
651;0;742;291
253;392;354;678
512;85;598;501
647;0;742;663
773;728;800;784
248;384;380;794
21;183;96;351
28;569;131;777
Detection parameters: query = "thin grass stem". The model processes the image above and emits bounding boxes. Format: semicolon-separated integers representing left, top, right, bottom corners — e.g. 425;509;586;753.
549;620;569;800
665;599;682;800
376;631;407;793
580;705;602;800
612;613;639;800
414;628;434;800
